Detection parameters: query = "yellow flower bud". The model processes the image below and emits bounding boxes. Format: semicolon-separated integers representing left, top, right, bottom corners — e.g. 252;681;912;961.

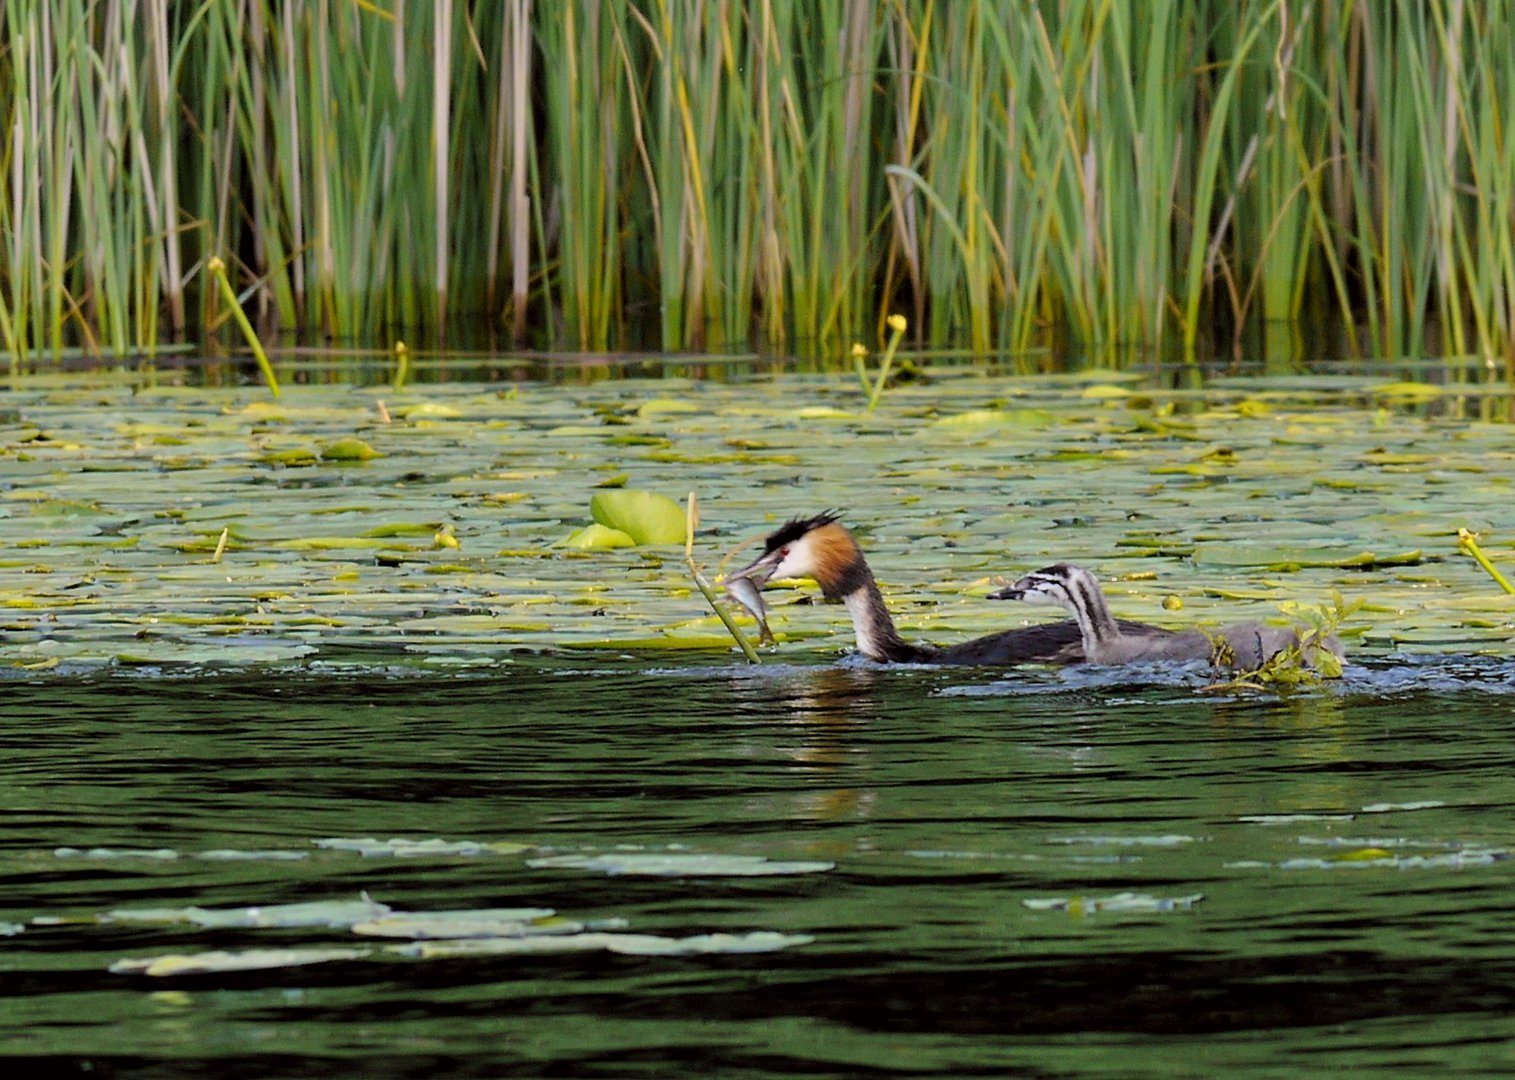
849;343;868;359
887;313;907;333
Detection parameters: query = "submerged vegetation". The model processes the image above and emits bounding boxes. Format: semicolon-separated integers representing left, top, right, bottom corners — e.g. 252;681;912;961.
1;1;1514;364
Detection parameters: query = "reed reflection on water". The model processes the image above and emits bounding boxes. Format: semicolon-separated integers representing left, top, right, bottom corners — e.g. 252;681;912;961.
1;659;1513;1077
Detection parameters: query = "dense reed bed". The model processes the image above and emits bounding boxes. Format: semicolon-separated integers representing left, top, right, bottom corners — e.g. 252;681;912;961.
1;0;1512;365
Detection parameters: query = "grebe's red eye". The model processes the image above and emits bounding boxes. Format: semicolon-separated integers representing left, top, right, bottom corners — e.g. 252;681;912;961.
778;546;790;558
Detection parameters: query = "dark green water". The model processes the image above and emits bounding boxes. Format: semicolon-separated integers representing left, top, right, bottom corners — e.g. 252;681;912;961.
3;660;1515;1077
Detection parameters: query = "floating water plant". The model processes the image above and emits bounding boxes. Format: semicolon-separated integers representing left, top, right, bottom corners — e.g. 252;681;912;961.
853;314;908;412
683;492;761;664
206;257;280;398
86;886;814;977
111;948;371;977
558;489;684;549
587;490;685;545
3;375;1512;669
560;524;636;550
392;341;412;392
1022;892;1204;915
319;438;382;462
1457;528;1515;594
526;851;832;876
1201;593;1357;692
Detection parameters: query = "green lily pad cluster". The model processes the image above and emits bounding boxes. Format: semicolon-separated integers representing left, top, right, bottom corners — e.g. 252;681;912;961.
0;367;1511;668
561;490;686;549
25;835;828;977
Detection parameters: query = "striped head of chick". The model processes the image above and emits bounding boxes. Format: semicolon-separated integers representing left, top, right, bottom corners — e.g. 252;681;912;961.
989;563;1093;613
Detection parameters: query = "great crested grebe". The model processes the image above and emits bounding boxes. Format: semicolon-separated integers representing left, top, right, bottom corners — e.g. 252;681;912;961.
990;563;1345;669
724;513;1171;665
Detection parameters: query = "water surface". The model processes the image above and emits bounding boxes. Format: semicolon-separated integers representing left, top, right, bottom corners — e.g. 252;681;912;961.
3;660;1514;1076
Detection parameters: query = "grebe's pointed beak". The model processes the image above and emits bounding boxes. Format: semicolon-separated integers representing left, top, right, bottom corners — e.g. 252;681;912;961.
987;577;1031;601
725;547;784;587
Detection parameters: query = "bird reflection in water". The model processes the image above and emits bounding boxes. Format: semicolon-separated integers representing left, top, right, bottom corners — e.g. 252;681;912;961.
738;665;884;825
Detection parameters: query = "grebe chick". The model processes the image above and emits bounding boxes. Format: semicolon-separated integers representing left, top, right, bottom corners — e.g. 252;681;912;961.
990;563;1344;669
724;514;1168;665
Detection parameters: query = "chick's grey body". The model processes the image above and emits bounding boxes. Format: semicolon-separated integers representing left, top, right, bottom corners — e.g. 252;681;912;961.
726;514;1167;666
992;563;1344;669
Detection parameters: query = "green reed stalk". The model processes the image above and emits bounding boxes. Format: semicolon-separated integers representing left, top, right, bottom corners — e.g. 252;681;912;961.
761;0;883;354
978;6;1055;356
748;0;787;348
1212;3;1323;335
147;0;185;337
648;0;714;351
916;0;993;355
879;1;925;335
1344;2;1429;358
705;0;760;349
431;1;450;329
5;0;1515;363
1020;0;1107;351
1095;0;1193;347
1180;3;1267;359
485;0;533;341
1457;1;1515;365
539;3;621;349
211;0;298;331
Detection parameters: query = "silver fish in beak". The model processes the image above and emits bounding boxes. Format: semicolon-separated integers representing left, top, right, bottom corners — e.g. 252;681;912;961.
723;573;775;645
719;513;842;645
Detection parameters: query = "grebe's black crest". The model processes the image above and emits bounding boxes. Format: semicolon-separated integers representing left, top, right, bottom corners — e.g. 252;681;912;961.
763;511;841;554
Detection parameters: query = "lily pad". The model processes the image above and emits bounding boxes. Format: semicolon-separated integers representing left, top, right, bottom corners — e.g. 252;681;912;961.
1021;892;1204;914
257;446;320;466
320;438;382;461
637;398;701;417
1081;384;1131;399
930;408;1056;430
103;898;391;930
556;631;746;650
352;909;563;939
3;369;1513;669
1370;381;1444;398
1191;544;1424;569
391;402;462;419
561;523;636;550
312;837;533;857
110;947;370;977
526;853;834;876
391;930;813;959
588;489;686;545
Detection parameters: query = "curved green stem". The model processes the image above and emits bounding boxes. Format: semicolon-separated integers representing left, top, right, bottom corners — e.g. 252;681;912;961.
208;257;280;398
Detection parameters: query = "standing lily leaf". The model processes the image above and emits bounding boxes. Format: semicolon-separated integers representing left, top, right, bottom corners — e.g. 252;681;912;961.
589;490;686;545
561;524;636;550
